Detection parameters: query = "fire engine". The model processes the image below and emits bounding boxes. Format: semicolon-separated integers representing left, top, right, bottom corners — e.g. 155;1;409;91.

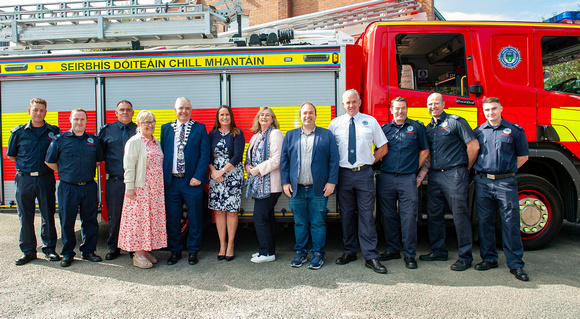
0;0;578;250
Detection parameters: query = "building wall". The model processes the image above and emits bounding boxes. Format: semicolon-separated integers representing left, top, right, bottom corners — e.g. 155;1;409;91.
186;0;434;26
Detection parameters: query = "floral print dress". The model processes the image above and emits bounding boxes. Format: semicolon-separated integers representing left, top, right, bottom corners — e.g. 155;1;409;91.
118;135;167;251
208;131;244;212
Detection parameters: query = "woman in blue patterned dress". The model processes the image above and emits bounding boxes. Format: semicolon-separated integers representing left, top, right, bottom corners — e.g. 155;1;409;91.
208;105;245;261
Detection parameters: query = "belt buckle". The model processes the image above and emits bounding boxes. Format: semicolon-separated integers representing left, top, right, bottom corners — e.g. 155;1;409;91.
486;173;496;180
78;182;87;186
352;166;362;171
30;172;39;177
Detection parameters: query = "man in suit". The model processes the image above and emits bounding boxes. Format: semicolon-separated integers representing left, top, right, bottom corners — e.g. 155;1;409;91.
280;102;339;270
160;97;210;266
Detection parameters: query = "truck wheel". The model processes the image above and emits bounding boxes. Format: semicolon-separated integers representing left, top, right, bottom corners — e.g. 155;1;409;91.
517;174;563;250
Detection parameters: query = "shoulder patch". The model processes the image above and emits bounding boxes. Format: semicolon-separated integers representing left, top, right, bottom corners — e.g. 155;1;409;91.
11;124;24;133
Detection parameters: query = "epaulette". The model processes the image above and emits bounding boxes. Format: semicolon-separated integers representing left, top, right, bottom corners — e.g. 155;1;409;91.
415;120;424;126
46;123;61;133
10;124;24;133
100;122;113;131
449;114;461;120
513;123;523;130
54;133;64;140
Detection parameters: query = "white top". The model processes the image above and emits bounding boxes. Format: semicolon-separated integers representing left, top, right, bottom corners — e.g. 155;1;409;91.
172;121;190;174
328;112;387;168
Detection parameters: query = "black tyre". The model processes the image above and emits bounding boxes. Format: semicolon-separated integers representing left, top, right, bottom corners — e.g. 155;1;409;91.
517;174;563;250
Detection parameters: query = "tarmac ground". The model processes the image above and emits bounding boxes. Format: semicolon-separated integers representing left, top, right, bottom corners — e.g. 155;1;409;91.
1;212;579;318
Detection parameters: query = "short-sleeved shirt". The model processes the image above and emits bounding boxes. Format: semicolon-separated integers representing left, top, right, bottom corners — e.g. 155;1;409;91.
328;112;387;168
473;119;529;174
98;121;137;177
7;121;61;173
45;130;104;183
380;118;429;174
426;111;476;171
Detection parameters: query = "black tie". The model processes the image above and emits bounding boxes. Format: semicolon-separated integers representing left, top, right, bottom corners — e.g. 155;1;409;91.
122;124;128;146
348;117;356;165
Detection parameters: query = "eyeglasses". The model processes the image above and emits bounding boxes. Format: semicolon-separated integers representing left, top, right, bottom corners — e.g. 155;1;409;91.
142;121;156;126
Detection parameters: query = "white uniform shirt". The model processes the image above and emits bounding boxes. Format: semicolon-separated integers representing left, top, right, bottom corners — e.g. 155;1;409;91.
328;112;387;168
172;121;190;174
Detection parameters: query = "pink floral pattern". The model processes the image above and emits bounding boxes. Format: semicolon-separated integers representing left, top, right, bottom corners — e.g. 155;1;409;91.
118;135;167;251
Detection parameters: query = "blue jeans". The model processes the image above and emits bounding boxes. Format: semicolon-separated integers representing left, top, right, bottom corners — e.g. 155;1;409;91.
289;186;328;255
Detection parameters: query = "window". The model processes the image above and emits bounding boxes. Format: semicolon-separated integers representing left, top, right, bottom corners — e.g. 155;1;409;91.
395;33;468;96
542;36;580;95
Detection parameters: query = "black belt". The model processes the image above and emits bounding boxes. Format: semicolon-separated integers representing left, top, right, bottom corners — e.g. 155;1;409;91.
340;165;371;172
172;173;185;178
64;181;93;186
381;171;414;176
17;171;51;176
435;164;466;172
108;175;124;180
298;184;313;188
479;172;516;180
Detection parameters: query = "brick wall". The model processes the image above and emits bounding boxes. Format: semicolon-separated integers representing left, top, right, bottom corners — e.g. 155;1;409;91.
177;0;435;26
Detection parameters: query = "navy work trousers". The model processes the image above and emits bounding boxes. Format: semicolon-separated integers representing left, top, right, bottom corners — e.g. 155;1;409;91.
377;172;418;258
426;167;473;263
337;166;379;260
15;173;58;255
58;181;99;257
475;174;524;270
105;177;125;251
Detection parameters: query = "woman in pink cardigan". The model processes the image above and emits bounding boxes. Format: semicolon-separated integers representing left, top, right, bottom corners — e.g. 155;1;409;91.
245;107;284;263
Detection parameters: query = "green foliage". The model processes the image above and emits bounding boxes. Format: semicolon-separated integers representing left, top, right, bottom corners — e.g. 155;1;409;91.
544;59;580;90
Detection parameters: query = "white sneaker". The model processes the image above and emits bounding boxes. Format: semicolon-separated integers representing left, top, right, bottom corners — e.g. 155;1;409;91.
252;252;260;258
251;254;276;263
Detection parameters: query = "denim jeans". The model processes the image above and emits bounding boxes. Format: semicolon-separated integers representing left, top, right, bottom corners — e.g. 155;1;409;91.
289;186;328;255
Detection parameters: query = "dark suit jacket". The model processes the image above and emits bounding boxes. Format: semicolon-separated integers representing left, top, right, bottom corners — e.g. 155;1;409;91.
160;120;210;187
280;126;339;198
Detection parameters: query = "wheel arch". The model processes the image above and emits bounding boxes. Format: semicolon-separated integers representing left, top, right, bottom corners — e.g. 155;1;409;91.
522;145;580;223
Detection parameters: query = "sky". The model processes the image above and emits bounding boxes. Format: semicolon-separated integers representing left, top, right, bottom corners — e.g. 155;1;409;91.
2;0;580;22
435;0;579;22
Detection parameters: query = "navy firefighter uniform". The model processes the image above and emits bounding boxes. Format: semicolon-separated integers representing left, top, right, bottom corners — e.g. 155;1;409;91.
378;118;429;259
45;130;104;258
473;119;529;270
424;111;475;264
98;121;137;253
7;121;61;256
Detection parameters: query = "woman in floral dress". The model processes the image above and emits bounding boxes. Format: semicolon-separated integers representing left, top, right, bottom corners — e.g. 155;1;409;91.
208;105;245;261
118;110;167;269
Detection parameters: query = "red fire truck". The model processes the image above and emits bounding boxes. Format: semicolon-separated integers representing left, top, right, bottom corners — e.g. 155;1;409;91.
1;1;578;249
